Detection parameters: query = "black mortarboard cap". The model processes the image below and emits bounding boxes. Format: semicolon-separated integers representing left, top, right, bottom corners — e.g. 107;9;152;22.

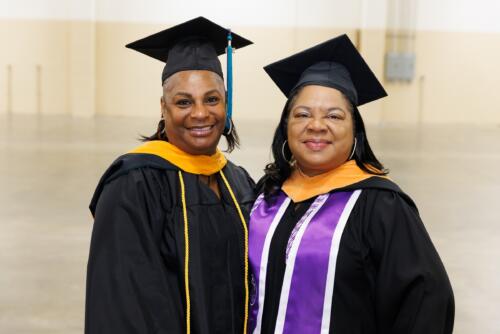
264;34;387;106
126;16;253;84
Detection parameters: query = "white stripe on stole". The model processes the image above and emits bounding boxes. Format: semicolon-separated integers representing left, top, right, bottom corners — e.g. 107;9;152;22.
320;190;362;334
250;193;265;217
253;197;291;334
274;194;330;334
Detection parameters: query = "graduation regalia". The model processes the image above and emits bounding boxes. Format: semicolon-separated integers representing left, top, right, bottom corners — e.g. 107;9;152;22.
86;141;255;333
249;162;454;334
85;17;254;334
249;34;454;333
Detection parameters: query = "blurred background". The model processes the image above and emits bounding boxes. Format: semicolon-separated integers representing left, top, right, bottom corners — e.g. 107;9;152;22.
1;0;499;333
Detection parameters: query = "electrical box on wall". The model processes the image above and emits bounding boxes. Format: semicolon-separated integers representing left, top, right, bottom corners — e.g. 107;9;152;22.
385;52;416;82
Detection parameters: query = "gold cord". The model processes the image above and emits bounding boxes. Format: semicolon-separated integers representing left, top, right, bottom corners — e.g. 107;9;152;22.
220;170;249;334
178;171;191;334
179;169;249;334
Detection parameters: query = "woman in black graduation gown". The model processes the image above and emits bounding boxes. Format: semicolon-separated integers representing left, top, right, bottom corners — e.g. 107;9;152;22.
248;35;454;334
85;17;255;334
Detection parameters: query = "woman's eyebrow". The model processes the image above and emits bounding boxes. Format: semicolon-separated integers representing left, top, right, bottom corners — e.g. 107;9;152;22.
327;107;346;113
292;105;311;111
204;89;222;96
173;92;193;98
292;105;346;113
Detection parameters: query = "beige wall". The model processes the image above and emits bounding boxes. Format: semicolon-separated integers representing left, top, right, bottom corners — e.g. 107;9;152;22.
384;31;500;124
0;19;94;117
1;19;500;125
69;21;95;118
1;20;65;115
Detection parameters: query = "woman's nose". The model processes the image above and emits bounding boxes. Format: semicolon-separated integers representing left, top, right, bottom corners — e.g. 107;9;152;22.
190;103;209;119
307;117;327;131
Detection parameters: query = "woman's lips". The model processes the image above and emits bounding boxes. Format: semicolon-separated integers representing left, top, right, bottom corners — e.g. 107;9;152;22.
188;125;215;137
303;139;330;151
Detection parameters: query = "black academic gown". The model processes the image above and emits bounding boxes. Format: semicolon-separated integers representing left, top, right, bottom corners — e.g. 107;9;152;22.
85;152;255;334
259;177;454;334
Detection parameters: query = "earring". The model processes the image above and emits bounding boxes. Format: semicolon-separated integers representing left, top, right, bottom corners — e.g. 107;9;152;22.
348;138;357;160
160;118;166;135
281;140;294;165
223;120;233;136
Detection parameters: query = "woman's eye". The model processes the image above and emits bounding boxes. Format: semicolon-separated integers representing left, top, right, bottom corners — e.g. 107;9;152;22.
327;113;342;120
176;99;191;107
206;96;220;104
295;112;310;118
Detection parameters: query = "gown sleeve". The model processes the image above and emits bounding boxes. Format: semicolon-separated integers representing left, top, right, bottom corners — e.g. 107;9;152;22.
85;168;181;334
364;190;455;334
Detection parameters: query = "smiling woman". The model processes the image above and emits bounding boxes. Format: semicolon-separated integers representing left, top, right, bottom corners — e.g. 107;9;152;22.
85;17;255;334
286;85;355;176
249;34;454;334
160;70;227;155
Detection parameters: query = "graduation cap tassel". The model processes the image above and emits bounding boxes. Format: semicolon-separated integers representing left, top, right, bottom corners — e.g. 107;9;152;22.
225;30;233;133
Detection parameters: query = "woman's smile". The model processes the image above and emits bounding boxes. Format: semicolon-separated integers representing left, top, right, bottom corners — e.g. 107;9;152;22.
187;124;216;137
302;138;332;151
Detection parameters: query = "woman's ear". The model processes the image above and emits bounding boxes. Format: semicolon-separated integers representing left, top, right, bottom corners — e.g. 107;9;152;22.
160;96;167;118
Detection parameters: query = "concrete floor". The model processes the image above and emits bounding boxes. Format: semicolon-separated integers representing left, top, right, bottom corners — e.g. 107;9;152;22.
0;114;499;333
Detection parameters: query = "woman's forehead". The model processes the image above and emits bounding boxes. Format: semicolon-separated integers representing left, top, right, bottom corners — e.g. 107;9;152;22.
165;70;224;90
295;85;344;99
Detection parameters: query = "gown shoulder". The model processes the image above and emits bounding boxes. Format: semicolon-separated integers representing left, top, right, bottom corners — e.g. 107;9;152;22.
338;181;455;333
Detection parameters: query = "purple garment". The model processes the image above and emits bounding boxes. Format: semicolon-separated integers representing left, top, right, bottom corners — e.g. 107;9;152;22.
282;192;353;333
248;193;289;333
249;191;357;334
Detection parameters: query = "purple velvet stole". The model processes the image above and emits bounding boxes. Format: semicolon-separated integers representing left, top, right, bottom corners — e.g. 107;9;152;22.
248;190;362;334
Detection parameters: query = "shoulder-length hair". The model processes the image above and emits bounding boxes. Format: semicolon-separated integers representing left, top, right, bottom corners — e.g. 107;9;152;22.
258;88;388;198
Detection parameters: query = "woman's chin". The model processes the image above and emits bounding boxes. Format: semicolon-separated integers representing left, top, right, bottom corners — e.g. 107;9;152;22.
185;140;220;155
296;159;345;176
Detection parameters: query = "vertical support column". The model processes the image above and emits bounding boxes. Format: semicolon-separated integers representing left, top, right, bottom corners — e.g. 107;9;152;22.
36;64;42;115
383;0;421;124
418;75;425;125
358;0;387;123
6;64;12;116
355;29;362;51
68;0;96;118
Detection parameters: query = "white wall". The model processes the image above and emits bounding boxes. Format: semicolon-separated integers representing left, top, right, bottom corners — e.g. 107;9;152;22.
5;0;500;32
1;0;360;26
1;0;94;20
361;0;387;29
417;0;500;32
94;0;363;27
1;0;360;27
